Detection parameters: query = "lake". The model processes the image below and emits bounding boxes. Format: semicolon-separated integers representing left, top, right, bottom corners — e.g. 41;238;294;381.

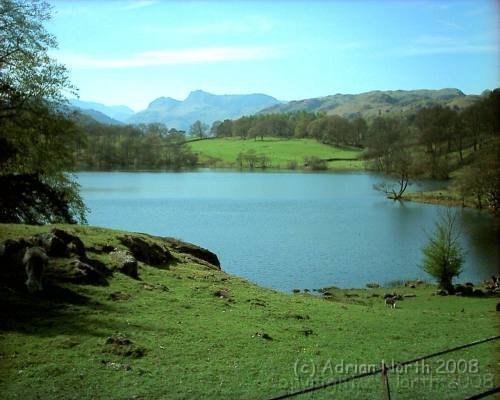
77;171;499;291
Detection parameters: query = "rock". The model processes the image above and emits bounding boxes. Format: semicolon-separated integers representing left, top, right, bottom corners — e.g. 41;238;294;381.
101;360;132;371
110;250;138;279
33;229;86;259
253;332;273;341
103;333;147;358
87;244;116;254
118;235;172;267
48;259;108;285
163;239;220;269
106;333;132;346
34;233;67;257
384;292;402;300
454;284;473;296
22;246;48;293
0;238;31;286
366;283;380;288
214;288;230;298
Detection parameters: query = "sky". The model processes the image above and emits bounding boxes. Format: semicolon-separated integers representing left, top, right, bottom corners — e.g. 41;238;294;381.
48;0;499;111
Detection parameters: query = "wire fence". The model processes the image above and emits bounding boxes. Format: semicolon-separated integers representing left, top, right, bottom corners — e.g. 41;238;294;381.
267;335;500;400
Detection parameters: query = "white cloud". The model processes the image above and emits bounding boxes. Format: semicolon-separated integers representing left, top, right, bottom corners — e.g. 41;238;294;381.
56;46;278;69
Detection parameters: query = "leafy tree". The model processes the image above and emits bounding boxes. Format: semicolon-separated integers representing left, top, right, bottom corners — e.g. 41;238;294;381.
351;116;368;147
215;119;233;137
0;0;75;119
421;210;464;292
453;139;500;212
232;116;253;139
210;120;221;137
0;0;86;224
189;120;208;139
364;116;404;173
415;106;455;179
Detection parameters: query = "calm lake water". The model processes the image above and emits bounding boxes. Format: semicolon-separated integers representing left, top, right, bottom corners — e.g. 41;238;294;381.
77;171;499;291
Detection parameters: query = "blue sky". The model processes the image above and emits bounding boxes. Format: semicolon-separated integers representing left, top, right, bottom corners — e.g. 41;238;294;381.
48;0;498;110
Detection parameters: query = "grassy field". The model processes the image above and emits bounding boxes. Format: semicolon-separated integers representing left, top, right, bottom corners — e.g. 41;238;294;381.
187;138;364;170
0;224;498;400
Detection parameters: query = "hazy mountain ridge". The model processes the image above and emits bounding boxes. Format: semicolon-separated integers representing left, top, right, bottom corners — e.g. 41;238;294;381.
259;88;481;118
72;88;484;128
68;106;124;125
69;99;135;122
126;90;281;130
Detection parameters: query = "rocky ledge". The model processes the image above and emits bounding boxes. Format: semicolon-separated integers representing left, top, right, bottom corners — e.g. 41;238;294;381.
0;227;220;293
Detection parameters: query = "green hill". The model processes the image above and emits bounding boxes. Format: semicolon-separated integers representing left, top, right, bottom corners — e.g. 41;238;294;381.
188;137;364;170
260;88;481;119
0;224;498;399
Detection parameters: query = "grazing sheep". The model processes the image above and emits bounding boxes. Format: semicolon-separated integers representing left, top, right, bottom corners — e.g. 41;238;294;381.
384;296;397;309
23;246;48;293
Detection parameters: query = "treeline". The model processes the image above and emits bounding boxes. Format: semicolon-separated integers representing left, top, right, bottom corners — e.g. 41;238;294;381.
211;112;367;147
73;118;198;170
363;89;499;212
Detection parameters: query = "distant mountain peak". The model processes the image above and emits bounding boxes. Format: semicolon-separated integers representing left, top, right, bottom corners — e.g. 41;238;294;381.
149;96;181;108
127;90;280;130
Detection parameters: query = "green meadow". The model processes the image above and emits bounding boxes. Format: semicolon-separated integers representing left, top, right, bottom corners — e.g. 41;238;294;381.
1;224;497;400
187;138;364;170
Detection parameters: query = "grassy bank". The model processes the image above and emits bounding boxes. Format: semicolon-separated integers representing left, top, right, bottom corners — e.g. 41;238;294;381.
0;224;498;399
187;137;364;170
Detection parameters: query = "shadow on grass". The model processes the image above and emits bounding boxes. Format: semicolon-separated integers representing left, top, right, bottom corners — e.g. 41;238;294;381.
0;283;134;338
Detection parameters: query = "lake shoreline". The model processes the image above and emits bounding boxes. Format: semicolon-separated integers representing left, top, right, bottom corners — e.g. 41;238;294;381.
1;223;498;399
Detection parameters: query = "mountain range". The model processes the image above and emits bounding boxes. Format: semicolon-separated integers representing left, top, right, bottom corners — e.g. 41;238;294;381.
71;90;280;130
70;99;134;123
70;88;482;129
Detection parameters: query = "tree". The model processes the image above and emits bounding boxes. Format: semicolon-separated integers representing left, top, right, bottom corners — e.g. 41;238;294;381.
189;120;208;139
453;139;500;212
210;120;221;137
215;119;233;137
0;0;85;224
364;116;405;173
421;210;464;292
0;0;75;119
415;106;455;179
373;148;414;200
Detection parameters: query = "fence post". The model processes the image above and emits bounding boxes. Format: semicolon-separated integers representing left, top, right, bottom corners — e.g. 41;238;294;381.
380;361;391;400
